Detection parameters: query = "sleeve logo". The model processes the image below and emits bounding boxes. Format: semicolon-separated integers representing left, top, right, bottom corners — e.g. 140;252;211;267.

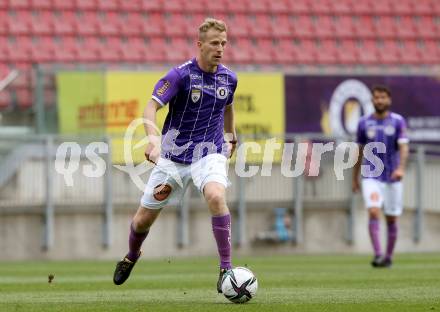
156;80;171;96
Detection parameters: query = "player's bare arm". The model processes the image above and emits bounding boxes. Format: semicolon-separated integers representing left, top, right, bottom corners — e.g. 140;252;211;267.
143;99;162;164
391;143;409;181
224;104;237;158
352;144;364;192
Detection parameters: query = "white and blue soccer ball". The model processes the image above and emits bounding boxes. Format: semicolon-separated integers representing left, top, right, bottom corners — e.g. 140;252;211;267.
221;267;258;303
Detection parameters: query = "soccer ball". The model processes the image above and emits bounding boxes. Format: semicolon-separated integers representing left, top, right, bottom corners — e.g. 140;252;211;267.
221;267;258;303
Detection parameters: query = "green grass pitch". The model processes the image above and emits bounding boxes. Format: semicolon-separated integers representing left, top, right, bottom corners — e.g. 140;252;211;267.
1;254;440;312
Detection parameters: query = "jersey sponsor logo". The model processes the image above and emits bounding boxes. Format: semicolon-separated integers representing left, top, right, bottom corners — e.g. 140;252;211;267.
156;80;171;96
216;86;229;99
367;127;376;139
384;124;396;136
190;73;202;80
191;88;201;102
217;75;227;84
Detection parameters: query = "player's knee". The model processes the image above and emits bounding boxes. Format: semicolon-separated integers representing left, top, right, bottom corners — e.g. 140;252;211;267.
205;190;225;208
369;207;381;219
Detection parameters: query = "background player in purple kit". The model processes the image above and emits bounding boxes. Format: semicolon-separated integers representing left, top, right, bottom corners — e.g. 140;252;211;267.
113;18;238;292
352;85;409;268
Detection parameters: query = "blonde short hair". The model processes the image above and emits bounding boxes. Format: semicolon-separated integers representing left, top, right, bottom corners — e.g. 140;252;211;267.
198;18;227;41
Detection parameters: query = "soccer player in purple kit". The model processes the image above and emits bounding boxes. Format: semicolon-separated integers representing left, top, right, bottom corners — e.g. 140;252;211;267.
113;18;237;292
352;85;409;268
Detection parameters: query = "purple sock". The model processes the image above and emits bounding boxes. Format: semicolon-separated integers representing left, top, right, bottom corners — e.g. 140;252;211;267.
127;223;148;262
386;221;398;261
368;218;382;257
212;214;232;270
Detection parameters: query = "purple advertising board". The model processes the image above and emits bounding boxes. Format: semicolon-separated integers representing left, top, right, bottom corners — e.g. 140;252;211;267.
285;75;440;141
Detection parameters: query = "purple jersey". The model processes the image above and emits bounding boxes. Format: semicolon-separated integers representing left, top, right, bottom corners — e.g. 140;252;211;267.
356;112;409;183
152;58;238;164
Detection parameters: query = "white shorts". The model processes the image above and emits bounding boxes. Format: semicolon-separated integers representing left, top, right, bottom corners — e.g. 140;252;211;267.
140;153;229;209
361;178;403;216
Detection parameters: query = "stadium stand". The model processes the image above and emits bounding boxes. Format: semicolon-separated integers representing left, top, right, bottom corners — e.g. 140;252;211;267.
0;0;440;109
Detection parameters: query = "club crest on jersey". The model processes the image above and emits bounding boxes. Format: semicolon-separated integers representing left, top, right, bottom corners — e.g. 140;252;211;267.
367;127;376;139
191;89;201;102
384;125;396;136
216;86;228;100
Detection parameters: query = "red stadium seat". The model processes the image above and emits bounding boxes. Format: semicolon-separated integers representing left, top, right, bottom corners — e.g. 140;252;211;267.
353;16;375;39
30;11;53;35
273;39;295;64
254;39;274;64
96;0;118;11
229;39;254;64
421;40;439;64
357;40;379;64
97;12;121;36
337;40;358;64
226;0;248;14
144;38;166;63
52;0;75;10
415;17;438;39
75;37;100;62
164;38;191;63
0;11;7;35
316;40;339;63
164;14;191;37
333;16;355;38
413;1;433;15
162;0;183;13
98;40;123;62
120;38;146;62
390;0;413;16
30;0;52;10
205;0;228;14
292;39;316;64
350;0;372;15
184;0;206;13
30;37;56;62
270;15;293;38
6;11;31;35
53;43;77;62
7;0;30;9
141;0;162;12
291;15;314;38
287;0;311;14
430;0;440;14
5;38;31;62
310;0;332;14
53;11;76;35
248;15;272;38
330;0;352;14
267;0;289;14
378;40;401;64
119;0;142;12
371;0;393;15
226;14;250;38
75;12;99;36
247;0;268;14
395;17;417;39
314;15;335;38
141;13;164;37
374;16;396;39
75;0;98;11
119;13;143;37
399;40;422;64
